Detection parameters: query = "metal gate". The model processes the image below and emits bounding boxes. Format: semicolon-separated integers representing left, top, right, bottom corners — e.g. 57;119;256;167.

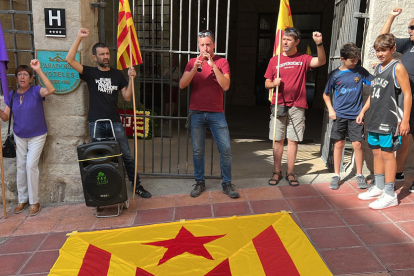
0;0;35;92
320;0;365;172
100;0;231;178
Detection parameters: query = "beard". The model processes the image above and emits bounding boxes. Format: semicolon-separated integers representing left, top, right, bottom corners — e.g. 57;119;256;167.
97;59;110;68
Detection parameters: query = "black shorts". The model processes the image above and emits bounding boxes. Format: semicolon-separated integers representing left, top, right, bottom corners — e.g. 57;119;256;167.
331;117;364;142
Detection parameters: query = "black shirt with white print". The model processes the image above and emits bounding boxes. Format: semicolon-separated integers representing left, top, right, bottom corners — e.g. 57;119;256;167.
80;65;128;123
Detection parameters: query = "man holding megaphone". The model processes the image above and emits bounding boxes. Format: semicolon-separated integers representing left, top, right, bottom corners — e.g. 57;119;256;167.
179;30;238;199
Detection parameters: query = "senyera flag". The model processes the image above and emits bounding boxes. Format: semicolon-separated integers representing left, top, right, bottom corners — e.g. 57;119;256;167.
117;0;143;70
273;0;293;56
269;0;293;102
49;213;332;276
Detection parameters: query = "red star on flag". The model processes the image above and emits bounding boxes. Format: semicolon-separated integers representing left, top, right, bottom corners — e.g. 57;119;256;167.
143;226;226;265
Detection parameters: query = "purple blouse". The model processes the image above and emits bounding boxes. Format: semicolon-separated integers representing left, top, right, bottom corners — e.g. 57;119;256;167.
5;86;47;138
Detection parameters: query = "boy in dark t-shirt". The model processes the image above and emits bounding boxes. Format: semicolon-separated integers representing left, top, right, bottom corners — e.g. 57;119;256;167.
356;34;412;210
323;43;373;190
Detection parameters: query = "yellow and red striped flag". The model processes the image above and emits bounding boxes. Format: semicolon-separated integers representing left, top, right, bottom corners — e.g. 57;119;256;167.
117;0;143;69
306;44;312;56
49;213;332;275
273;0;293;56
269;0;294;102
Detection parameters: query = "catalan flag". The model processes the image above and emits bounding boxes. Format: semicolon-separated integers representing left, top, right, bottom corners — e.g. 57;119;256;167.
50;213;332;275
273;0;293;56
117;0;143;70
269;0;294;102
306;44;312;56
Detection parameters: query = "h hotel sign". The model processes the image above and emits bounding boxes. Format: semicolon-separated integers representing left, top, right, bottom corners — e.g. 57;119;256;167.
44;8;66;37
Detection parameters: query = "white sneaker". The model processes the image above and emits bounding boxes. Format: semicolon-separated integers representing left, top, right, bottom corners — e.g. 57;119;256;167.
369;193;398;210
358;186;384;200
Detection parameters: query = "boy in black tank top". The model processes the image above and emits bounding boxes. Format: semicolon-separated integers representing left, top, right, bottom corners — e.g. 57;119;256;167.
356;34;412;210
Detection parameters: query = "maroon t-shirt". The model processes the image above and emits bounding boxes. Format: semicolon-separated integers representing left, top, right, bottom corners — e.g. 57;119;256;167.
185;55;230;113
264;52;312;108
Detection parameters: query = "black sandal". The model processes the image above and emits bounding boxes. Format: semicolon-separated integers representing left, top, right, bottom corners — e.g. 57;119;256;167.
286;172;300;186
268;171;283;186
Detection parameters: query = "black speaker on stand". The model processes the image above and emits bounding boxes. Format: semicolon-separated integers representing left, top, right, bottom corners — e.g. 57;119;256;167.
77;120;129;217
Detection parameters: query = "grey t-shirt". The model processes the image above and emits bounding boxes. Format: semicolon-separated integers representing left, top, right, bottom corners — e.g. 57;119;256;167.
396;38;414;94
395;38;414;118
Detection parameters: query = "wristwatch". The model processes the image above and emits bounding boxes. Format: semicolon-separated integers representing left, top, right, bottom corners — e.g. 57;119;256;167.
317;42;323;47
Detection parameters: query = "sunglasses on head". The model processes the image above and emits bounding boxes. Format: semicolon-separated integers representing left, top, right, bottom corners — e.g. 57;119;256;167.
285;27;299;34
408;25;414;30
198;31;214;38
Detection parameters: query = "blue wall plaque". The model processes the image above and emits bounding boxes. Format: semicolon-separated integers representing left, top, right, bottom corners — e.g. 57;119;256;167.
36;50;80;94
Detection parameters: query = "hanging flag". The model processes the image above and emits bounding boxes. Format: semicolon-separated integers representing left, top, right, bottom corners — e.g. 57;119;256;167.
269;0;294;102
49;213;332;276
117;0;143;70
0;20;10;101
273;0;294;56
306;44;312;56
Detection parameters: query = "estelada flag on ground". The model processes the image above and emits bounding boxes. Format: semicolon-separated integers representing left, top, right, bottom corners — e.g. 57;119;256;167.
269;0;294;102
49;213;332;275
117;0;143;69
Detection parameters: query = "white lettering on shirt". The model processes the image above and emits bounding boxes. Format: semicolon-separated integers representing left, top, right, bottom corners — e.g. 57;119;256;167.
95;78;118;94
371;78;389;88
276;61;304;70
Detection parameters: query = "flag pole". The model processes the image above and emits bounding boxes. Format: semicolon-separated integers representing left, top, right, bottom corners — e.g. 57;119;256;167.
0;120;7;218
272;28;282;149
128;27;138;200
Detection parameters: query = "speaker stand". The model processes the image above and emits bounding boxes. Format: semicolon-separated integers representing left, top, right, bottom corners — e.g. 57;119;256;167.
94;200;129;218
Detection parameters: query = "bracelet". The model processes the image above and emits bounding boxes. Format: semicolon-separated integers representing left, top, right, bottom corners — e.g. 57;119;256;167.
317;42;323;47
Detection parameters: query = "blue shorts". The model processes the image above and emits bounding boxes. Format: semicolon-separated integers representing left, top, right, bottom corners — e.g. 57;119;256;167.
368;132;401;152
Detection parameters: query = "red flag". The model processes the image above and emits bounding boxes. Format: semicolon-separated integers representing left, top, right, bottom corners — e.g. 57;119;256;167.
117;0;143;69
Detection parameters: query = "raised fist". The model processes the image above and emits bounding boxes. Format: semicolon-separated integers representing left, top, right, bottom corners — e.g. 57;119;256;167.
391;7;402;17
312;32;323;44
78;28;89;38
30;59;40;71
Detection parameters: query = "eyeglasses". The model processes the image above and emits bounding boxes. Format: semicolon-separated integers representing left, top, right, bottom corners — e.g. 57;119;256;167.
198;31;214;38
408;25;414;30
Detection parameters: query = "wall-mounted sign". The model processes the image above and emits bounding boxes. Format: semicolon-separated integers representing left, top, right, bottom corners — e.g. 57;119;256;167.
44;8;66;37
36;50;81;94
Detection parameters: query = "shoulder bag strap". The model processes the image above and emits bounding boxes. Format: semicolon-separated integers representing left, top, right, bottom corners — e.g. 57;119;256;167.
7;90;16;135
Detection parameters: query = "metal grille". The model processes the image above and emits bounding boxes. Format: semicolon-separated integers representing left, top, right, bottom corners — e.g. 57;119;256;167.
320;0;362;172
0;0;35;92
103;0;231;177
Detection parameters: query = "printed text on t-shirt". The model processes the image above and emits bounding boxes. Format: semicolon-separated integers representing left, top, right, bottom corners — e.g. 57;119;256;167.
276;61;304;70
95;78;118;94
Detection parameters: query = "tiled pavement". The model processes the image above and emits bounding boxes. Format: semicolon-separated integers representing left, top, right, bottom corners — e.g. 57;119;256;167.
1;180;414;276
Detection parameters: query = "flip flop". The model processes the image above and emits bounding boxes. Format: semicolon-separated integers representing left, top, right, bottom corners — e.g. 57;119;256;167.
268;171;283;186
286;172;300;186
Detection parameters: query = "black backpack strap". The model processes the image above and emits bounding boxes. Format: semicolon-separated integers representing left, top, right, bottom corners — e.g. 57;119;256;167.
7;90;16;135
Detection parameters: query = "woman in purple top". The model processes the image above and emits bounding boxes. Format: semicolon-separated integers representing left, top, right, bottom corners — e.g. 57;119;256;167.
0;59;55;216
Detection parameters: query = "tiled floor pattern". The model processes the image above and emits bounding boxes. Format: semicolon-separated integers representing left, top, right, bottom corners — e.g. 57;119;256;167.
1;180;414;275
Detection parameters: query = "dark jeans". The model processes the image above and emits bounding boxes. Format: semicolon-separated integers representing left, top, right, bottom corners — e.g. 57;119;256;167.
190;111;232;186
89;121;140;185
